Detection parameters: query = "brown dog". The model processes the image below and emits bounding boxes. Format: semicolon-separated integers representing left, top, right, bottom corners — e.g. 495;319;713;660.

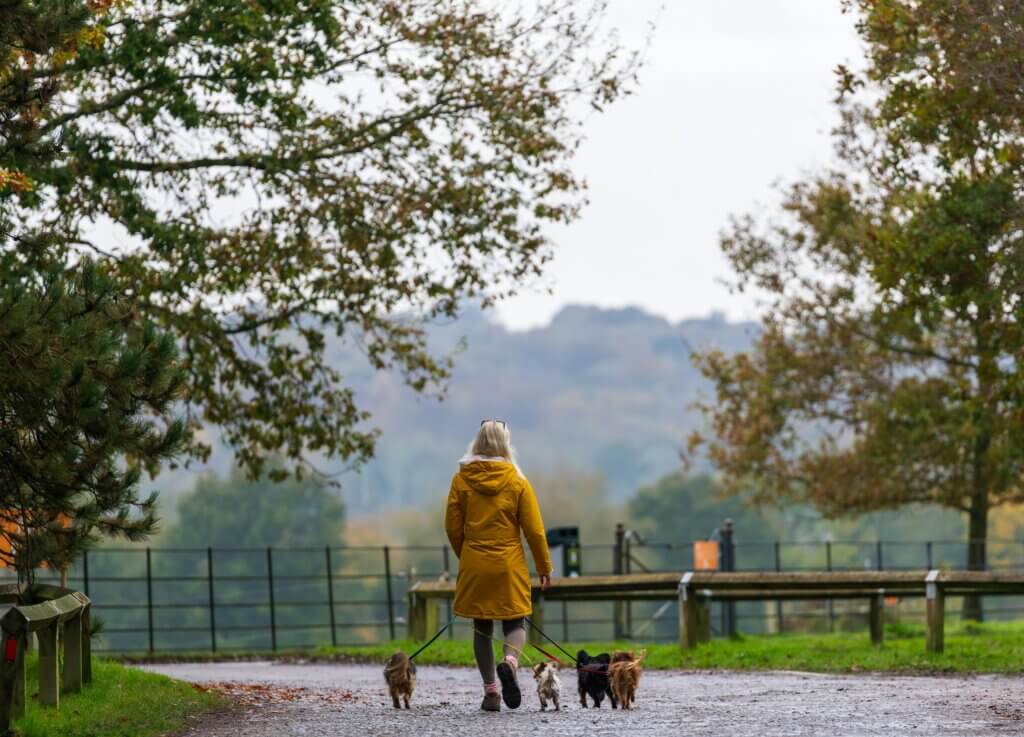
383;651;417;709
608;649;646;710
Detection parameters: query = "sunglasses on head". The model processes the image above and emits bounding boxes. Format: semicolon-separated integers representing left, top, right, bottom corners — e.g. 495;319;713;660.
480;419;507;429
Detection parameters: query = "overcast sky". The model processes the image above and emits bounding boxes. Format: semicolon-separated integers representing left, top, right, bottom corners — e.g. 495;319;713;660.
495;1;864;330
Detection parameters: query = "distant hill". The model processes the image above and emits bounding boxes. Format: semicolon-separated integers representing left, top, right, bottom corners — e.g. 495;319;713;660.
332;305;757;513
155;305;760;515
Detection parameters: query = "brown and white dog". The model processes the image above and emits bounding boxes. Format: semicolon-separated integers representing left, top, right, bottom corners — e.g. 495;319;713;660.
608;649;646;710
383;651;417;709
532;662;562;711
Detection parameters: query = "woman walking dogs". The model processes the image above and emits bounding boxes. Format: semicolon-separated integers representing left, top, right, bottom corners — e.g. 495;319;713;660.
445;420;553;712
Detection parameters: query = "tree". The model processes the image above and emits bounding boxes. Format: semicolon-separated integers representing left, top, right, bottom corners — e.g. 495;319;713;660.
163;470;345;549
0;1;187;583
628;474;782;565
0;261;187;582
689;1;1024;620
0;0;100;218
5;0;638;480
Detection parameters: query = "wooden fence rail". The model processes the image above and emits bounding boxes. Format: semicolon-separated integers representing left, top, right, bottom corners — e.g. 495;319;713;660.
408;570;1024;655
0;584;92;735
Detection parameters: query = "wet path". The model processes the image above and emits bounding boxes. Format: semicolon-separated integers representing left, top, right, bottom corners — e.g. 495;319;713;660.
143;661;1024;737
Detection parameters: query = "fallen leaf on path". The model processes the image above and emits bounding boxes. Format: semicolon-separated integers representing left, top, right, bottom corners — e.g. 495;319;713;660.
194;681;358;707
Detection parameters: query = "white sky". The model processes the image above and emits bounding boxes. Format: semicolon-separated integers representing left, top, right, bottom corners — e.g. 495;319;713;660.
495;1;864;330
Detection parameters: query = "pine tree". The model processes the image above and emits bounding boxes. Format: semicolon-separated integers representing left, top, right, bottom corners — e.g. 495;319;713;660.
0;261;188;583
0;2;187;583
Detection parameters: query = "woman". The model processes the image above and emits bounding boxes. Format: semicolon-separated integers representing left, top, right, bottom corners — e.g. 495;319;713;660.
444;420;553;712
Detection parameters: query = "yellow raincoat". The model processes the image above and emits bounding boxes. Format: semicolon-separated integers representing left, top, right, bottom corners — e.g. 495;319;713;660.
444;460;552;620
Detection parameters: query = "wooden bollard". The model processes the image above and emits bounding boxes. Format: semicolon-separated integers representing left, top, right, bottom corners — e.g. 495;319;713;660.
11;634;25;720
62;612;83;695
81;604;93;685
0;630;27;733
678;573;701;652
869;592;885;647
925;571;944;654
407;591;424;641
696;592;712;644
38;623;59;707
528;589;544;648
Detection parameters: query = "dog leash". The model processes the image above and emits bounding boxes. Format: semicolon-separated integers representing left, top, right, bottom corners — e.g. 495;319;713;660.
524;616;579;664
408;617;457;662
524;616;617;675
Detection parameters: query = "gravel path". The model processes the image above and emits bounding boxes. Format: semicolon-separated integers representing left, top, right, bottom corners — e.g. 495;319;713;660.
143;662;1024;737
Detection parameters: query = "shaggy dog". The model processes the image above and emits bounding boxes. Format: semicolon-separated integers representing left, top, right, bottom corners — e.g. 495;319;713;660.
383;651;417;709
576;649;616;709
532;662;561;711
608;649;646;711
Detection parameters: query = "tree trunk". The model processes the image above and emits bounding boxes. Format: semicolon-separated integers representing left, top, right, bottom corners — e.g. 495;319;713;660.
962;494;988;622
965;330;996;623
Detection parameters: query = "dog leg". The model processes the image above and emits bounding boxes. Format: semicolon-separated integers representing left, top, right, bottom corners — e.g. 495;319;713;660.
404;694;411;709
554;693;560;711
579;689;587;708
391;691;401;709
540;694;547;711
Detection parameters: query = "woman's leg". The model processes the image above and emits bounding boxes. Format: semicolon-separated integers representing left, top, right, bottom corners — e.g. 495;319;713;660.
473;619;497;686
501;618;527;664
495;618;525;708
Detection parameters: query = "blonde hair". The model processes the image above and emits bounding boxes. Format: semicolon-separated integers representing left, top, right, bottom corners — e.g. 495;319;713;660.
468;421;515;461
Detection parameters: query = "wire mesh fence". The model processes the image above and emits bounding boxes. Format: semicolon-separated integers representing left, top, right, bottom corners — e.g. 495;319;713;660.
10;538;1023;653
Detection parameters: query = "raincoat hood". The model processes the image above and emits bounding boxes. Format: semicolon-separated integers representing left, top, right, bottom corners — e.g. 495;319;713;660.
456;455;522;496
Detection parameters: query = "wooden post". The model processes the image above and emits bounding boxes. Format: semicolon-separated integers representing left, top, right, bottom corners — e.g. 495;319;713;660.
383;547;396;641
38;623;59;707
868;592;884;647
423;595;439;642
11;634;25;719
925;571;944;654
678;573;700;652
62;613;83;695
528;588;544;648
0;630;27;732
81;604;93;685
613;524;625;640
696;593;711;643
407;591;425;641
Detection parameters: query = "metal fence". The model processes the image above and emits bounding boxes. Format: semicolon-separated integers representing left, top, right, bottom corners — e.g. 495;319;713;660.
9;538;1023;653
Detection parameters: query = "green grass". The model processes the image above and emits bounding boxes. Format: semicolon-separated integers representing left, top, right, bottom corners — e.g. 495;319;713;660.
13;656;223;737
311;619;1024;674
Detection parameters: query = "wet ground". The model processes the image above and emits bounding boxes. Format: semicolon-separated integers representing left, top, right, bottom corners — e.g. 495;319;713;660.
143;661;1024;737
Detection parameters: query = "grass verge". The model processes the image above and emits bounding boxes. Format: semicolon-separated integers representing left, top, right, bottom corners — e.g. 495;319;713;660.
13;656;224;737
308;619;1024;674
112;620;1024;675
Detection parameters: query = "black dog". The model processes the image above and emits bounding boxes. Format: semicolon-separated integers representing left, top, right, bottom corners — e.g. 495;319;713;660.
576;650;617;709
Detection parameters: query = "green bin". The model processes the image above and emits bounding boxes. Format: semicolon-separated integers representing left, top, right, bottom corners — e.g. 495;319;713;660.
545;526;581;578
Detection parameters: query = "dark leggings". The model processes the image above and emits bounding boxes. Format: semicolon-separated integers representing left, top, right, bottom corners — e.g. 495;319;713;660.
473;618;526;684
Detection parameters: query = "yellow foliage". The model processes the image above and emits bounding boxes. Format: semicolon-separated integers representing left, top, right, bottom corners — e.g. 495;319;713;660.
0;169;33;193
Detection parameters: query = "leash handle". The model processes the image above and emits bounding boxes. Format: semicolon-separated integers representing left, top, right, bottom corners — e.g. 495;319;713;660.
408;617;456;661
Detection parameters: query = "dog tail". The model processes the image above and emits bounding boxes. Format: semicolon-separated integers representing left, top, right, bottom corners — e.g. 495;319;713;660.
619;649;647;672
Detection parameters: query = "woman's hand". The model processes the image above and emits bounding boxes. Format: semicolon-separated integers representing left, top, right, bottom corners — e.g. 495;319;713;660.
539;574;552;590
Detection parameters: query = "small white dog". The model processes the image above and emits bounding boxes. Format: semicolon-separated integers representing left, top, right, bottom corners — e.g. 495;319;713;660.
532;662;561;711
